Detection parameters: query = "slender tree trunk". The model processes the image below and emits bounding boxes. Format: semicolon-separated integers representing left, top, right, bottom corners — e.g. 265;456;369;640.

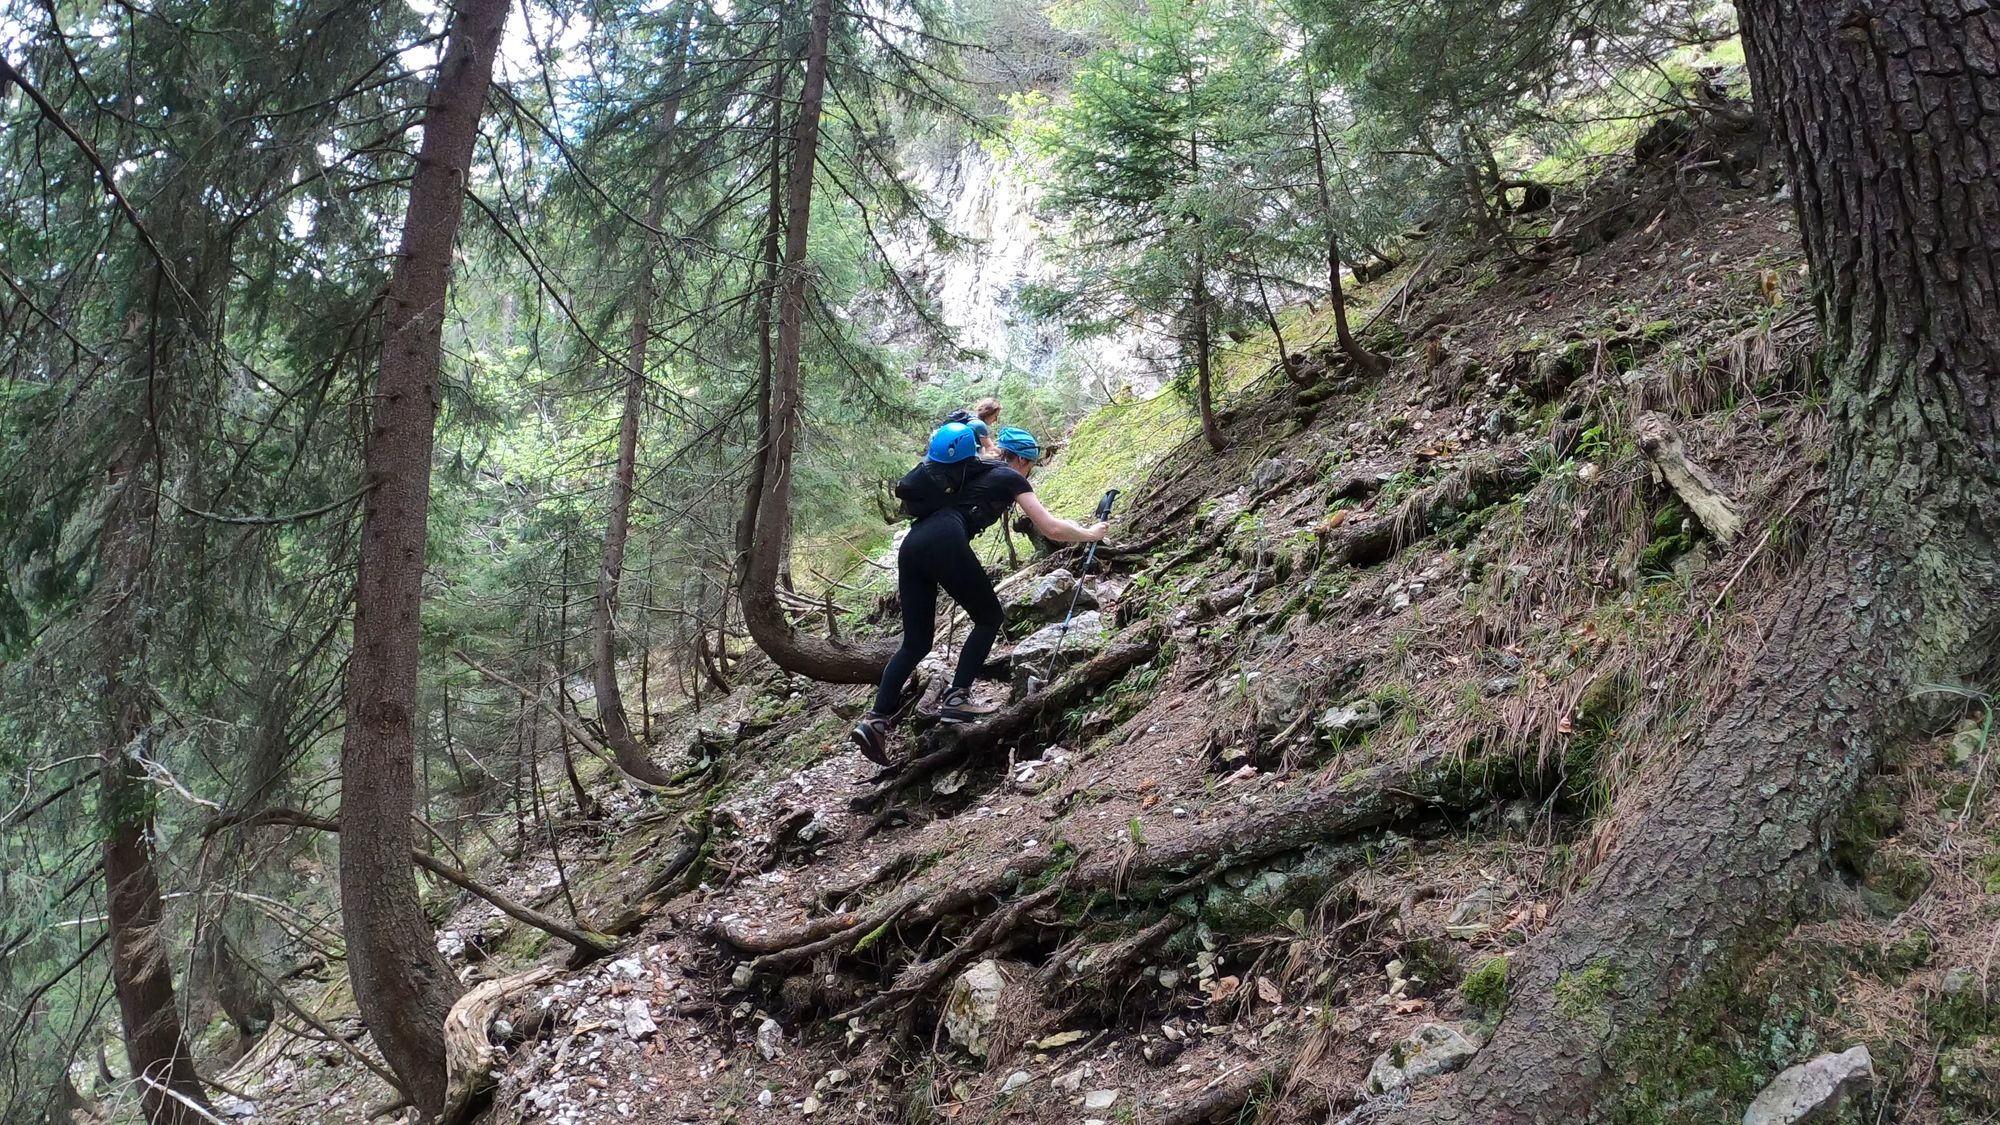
336;0;509;1114
1191;257;1225;453
97;434;211;1125
591;20;689;785
1304;91;1387;378
738;0;898;683
1398;3;2000;1120
735;71;786;586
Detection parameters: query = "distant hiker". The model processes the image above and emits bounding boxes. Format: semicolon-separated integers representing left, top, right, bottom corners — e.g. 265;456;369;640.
973;397;1002;456
944;397;1005;458
850;423;1107;764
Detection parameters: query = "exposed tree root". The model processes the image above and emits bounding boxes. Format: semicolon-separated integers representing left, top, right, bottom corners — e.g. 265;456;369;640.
440;966;556;1125
606;815;711;936
1155;1053;1300;1125
1321;443;1560;569
730;751;1529;998
835;880;1069;1026
851;638;1160;812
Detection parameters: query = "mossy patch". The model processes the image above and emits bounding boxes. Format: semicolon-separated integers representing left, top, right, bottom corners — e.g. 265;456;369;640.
1602;936;1905;1125
1462;956;1509;1020
1555;960;1620;1039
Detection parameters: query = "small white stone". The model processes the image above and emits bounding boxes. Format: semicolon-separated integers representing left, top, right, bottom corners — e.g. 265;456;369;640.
1083;1089;1119;1110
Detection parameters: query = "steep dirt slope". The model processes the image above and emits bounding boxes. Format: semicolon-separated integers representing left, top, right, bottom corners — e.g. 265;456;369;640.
218;171;1998;1125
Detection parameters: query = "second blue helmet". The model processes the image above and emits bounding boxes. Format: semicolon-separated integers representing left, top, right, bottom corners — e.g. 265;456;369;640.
995;426;1041;461
926;421;980;464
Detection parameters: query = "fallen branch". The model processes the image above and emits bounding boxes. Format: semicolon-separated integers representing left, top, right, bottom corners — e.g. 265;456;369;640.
210;808;617;961
440;966;557;1125
236;942;409;1099
1636;411;1742;543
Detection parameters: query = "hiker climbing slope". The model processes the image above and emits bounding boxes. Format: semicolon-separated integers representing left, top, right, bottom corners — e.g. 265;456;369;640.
850;424;1107;765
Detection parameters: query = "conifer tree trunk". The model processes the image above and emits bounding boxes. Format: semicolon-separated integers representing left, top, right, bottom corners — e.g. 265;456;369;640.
1398;3;2000;1120
592;19;690;786
337;0;509;1113
592;194;672;785
1190;260;1225;453
739;0;898;684
98;435;211;1125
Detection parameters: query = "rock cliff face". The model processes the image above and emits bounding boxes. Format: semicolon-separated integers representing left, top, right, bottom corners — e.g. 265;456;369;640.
884;142;1156;394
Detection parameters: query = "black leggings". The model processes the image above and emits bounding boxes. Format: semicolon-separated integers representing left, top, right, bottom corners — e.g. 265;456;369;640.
873;513;1003;716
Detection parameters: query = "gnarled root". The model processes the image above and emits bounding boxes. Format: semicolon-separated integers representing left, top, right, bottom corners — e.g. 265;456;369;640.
440;966;556;1125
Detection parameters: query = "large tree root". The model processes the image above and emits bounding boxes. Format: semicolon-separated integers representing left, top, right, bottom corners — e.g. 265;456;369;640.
851;638;1160;813
727;752;1527;983
440;966;556;1125
835;880;1069;1027
1320;446;1554;569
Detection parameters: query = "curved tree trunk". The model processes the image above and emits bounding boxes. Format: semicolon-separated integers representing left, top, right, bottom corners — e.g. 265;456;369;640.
738;0;898;684
1397;3;2000;1120
337;0;509;1114
98;438;212;1125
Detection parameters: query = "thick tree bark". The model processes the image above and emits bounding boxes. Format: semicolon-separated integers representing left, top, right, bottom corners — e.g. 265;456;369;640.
738;0;898;683
97;438;212;1125
1396;4;2000;1121
337;0;510;1115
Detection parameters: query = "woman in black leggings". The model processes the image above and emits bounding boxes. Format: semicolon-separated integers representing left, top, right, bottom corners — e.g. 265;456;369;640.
850;425;1107;764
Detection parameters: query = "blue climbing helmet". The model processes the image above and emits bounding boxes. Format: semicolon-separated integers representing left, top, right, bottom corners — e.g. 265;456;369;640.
926;421;979;464
995;426;1041;462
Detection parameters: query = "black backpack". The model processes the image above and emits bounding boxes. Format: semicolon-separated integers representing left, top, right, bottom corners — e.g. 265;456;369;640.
894;457;996;521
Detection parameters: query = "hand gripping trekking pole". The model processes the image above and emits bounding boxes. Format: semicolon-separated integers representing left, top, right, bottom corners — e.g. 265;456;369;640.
1047;489;1119;682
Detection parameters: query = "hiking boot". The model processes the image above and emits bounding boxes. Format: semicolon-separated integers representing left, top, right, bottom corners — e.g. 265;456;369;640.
849;713;892;766
938;687;1001;724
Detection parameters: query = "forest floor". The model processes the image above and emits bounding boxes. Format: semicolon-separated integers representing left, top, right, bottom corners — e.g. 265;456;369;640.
212;157;2000;1125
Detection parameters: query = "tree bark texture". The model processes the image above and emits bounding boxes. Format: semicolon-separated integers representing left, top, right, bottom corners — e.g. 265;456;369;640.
738;0;898;683
98;441;212;1125
337;0;510;1114
1395;3;2000;1121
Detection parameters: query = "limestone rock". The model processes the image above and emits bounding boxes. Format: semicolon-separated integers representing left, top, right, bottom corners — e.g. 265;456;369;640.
1365;1023;1479;1095
943;959;1009;1058
1446;881;1511;937
1253;457;1298;493
1005;568;1094;626
756;1017;784;1060
1317;699;1384;742
1010;611;1105;667
1742;1046;1873;1125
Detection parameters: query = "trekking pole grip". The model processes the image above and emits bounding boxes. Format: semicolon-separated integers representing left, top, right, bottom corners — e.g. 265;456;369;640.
1096;488;1120;521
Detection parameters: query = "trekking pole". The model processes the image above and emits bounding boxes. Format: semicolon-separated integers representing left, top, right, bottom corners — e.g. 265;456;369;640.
1046;489;1120;683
